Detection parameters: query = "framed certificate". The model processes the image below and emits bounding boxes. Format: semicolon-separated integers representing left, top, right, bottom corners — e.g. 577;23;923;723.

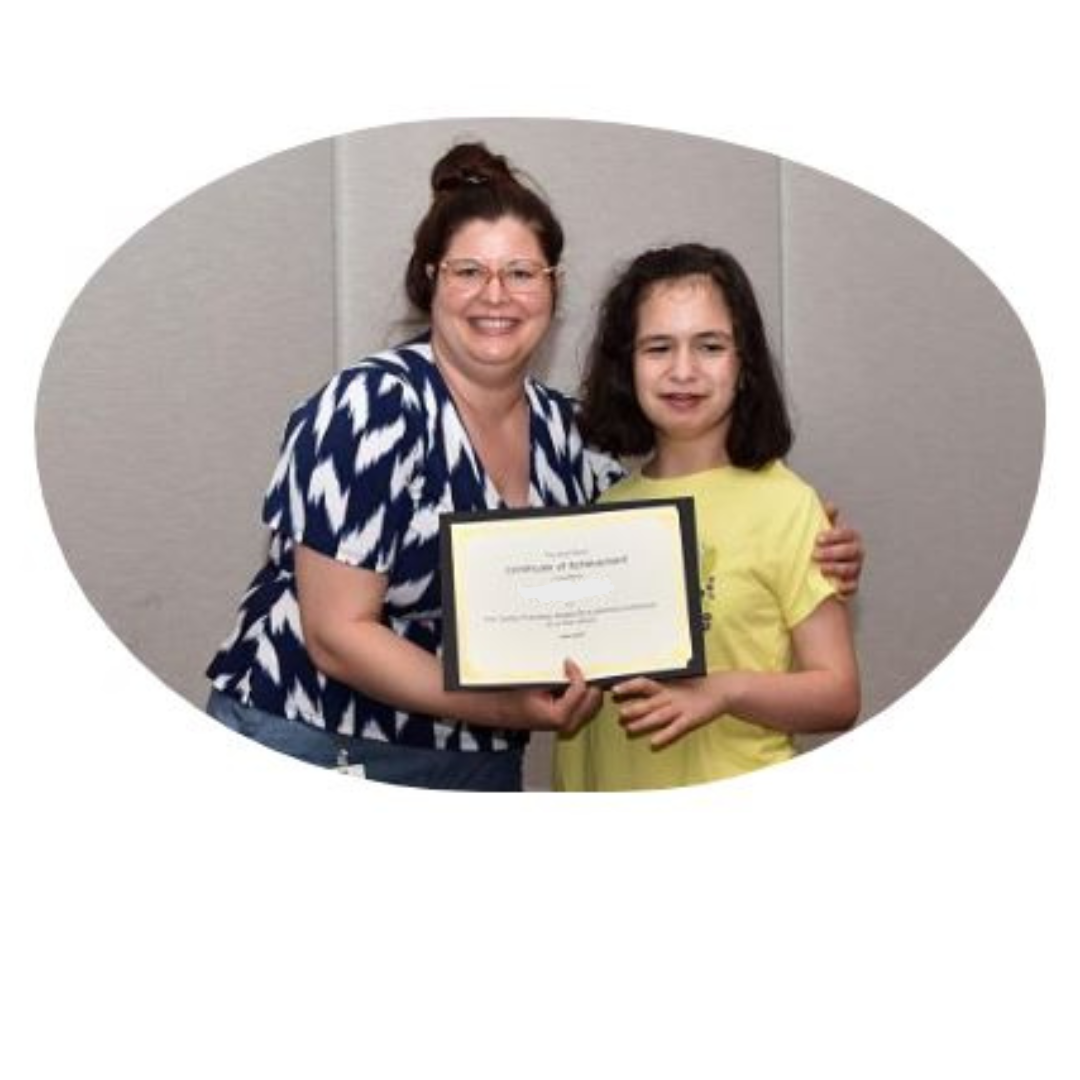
440;498;706;690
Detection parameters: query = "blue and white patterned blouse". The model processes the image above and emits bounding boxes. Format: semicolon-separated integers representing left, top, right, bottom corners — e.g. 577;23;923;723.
207;335;624;751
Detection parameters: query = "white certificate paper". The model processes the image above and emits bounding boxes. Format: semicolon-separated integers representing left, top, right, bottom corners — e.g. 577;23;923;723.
440;499;705;689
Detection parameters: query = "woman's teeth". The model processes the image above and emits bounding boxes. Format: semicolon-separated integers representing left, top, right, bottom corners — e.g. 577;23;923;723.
471;318;516;332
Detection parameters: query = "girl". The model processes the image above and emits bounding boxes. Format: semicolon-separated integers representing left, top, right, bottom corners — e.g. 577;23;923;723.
555;244;860;790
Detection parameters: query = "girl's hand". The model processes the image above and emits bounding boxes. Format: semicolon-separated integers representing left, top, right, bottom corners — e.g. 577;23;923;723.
613;675;728;749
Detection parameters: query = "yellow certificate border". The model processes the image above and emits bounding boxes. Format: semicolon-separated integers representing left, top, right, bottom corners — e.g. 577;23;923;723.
439;499;705;690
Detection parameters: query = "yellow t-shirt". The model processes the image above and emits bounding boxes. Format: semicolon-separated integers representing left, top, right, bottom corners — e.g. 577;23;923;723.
554;462;837;791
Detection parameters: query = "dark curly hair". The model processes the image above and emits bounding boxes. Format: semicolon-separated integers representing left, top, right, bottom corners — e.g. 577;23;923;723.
404;142;565;314
578;243;792;469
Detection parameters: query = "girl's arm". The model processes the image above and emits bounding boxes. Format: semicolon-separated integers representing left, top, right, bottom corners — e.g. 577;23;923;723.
295;544;600;734
613;597;860;749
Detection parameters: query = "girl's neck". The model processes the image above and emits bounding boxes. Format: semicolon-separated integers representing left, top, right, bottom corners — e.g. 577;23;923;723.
643;436;730;480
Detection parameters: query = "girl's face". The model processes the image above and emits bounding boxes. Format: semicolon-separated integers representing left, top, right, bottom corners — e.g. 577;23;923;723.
632;274;741;459
429;215;554;387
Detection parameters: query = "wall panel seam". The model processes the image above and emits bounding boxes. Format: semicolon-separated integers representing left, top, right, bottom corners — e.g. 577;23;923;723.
331;136;344;375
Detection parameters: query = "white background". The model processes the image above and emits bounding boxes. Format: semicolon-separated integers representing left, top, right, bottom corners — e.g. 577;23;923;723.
5;3;1077;1077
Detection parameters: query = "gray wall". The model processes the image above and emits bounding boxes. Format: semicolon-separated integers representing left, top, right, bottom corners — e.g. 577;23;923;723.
36;119;1043;789
37;139;336;714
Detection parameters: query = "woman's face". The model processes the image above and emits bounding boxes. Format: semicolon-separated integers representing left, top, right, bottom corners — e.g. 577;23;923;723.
632;274;741;456
430;215;554;387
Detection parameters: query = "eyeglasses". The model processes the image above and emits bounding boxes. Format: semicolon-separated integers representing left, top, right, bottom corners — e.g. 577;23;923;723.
430;258;559;296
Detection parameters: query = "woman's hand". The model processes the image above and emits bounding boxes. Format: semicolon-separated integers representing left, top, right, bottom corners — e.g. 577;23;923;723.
612;675;727;749
815;500;865;598
499;659;602;735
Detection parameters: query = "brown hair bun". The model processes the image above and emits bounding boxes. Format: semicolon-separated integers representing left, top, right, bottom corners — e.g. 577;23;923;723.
431;143;514;196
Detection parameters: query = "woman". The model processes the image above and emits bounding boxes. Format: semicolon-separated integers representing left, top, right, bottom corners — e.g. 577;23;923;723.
556;244;859;791
207;144;863;791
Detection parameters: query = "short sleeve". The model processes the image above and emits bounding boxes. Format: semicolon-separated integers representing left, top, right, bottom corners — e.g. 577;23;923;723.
262;366;426;573
772;482;838;629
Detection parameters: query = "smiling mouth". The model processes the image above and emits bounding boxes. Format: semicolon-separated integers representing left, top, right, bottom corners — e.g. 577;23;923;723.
469;317;519;334
660;393;703;408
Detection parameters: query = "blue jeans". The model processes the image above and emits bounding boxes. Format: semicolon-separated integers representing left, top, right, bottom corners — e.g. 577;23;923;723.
206;689;524;792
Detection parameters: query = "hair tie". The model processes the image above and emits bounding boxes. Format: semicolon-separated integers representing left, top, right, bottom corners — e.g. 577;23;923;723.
433;170;494;197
